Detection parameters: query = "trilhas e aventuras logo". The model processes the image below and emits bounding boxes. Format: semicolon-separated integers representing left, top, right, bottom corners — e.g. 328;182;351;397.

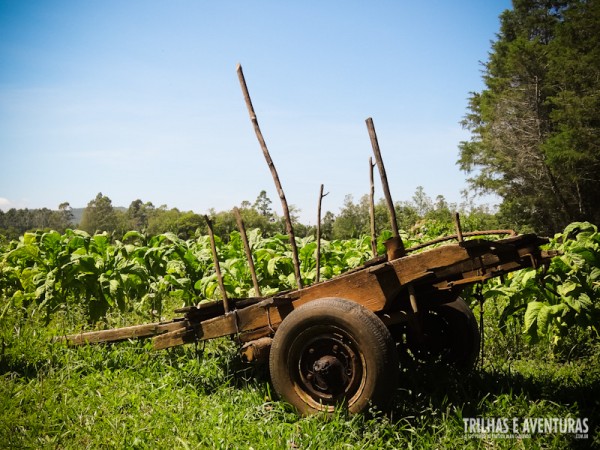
463;417;589;439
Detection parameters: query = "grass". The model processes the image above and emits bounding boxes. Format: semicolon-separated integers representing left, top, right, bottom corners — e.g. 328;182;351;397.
1;301;599;449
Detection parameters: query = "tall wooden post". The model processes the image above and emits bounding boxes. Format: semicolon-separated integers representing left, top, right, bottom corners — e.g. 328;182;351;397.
369;157;377;258
233;207;262;297
366;117;406;259
237;64;303;289
316;184;328;283
204;215;230;313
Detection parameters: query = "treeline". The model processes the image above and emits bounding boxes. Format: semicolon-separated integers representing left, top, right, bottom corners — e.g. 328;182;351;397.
0;203;74;240
0;188;504;242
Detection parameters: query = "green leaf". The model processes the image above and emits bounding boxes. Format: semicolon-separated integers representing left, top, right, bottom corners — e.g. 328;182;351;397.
536;304;551;335
524;301;544;336
557;281;579;298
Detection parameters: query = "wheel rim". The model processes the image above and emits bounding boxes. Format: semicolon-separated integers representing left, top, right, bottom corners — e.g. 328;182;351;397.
395;298;480;369
406;311;454;363
289;326;365;411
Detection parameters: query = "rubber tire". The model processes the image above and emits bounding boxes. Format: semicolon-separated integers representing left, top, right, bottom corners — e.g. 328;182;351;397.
269;297;398;415
402;296;480;370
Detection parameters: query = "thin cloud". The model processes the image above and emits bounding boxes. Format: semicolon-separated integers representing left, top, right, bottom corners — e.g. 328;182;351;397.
0;197;13;210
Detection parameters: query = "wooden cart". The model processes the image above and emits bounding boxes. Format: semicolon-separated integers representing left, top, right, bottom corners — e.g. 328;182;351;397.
63;230;553;414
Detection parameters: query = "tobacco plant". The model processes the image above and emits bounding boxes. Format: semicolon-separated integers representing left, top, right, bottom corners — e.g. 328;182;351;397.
486;222;600;344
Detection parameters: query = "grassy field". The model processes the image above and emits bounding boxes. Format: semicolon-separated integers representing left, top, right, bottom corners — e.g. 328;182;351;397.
1;299;598;449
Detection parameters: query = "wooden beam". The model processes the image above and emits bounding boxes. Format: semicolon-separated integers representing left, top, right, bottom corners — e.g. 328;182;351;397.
62;320;188;346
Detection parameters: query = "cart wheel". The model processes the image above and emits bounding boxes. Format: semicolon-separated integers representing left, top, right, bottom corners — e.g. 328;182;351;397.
269;297;398;415
400;296;480;370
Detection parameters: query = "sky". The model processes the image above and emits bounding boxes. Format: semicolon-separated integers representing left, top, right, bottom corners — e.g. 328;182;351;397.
0;0;512;224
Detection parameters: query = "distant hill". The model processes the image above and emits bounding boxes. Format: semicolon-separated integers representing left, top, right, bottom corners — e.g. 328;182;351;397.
70;208;84;225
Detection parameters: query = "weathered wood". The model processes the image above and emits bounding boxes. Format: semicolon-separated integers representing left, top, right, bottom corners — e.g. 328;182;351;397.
153;235;552;350
237;64;303;289
454;212;464;242
240;337;273;363
152;326;197;350
63;320;188;346
72;233;550;351
405;230;517;253
369;157;377;258
233;207;261;296
396;235;548;288
385;236;405;261
205;215;230;313
365;117;405;257
316;184;328;283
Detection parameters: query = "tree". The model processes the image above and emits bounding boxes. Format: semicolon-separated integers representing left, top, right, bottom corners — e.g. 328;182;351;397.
47;202;74;232
332;195;369;239
146;205;181;236
176;211;205;239
127;199;155;230
253;190;273;218
79;193;118;234
321;211;335;240
412;186;433;217
458;0;600;234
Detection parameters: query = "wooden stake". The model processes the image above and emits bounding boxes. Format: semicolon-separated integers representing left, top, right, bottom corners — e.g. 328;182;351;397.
365;117;406;258
316;184;328;283
454;212;464;243
237;64;304;289
204;215;230;313
233;207;261;296
369;157;377;258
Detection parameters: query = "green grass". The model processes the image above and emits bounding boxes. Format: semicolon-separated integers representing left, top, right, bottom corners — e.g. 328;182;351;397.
1;304;599;449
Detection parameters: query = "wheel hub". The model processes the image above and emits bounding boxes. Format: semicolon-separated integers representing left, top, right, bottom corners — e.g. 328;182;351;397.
297;333;360;402
312;355;348;393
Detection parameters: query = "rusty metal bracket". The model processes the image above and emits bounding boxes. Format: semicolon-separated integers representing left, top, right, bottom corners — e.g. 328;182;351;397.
441;272;495;289
260;301;276;334
525;252;539;270
478;255;486;276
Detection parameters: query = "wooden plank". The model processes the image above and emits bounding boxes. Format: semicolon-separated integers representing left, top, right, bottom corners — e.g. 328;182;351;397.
63;320;188;346
152;327;197;350
153;310;241;349
154;300;288;349
290;264;402;311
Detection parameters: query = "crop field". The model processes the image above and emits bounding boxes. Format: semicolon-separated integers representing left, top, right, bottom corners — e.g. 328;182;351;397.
1;223;599;448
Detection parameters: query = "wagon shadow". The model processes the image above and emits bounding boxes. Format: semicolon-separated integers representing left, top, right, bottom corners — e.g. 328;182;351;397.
391;362;600;423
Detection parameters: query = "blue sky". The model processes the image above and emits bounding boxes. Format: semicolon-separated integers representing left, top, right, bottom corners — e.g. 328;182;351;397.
0;0;511;224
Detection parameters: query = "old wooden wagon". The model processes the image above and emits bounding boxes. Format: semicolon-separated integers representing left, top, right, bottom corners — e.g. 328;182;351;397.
63;228;553;414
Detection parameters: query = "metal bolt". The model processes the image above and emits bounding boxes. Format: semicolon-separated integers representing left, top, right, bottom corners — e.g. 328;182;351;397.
308;348;315;354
